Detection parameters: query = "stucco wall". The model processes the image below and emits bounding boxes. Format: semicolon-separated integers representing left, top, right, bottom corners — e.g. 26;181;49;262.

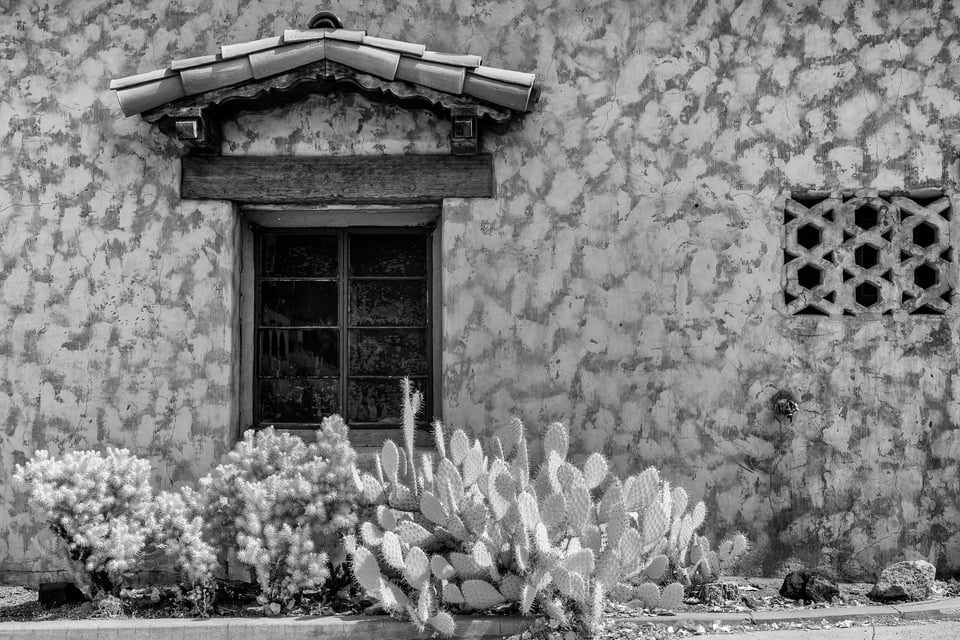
3;0;960;582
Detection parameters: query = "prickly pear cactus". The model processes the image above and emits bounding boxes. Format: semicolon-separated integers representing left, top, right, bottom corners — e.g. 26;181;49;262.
347;378;739;634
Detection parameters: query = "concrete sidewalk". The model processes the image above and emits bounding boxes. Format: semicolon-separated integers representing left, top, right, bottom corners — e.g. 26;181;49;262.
708;620;960;639
626;594;960;627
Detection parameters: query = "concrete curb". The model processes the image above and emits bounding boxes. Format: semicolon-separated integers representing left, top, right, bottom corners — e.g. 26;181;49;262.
1;597;958;639
0;614;529;640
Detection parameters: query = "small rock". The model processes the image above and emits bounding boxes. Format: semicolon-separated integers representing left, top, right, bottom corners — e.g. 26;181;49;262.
38;581;87;608
779;571;839;602
869;560;936;602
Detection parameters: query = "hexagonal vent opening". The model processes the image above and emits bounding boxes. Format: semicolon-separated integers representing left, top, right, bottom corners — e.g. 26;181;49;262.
913;221;938;248
855;282;880;307
854;244;879;269
914;263;939;289
854;206;879;230
796;224;822;250
797;264;823;290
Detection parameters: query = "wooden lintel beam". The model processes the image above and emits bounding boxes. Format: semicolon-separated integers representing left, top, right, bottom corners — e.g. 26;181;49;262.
181;154;494;202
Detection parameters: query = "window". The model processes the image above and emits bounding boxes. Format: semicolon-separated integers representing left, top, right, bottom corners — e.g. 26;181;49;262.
239;206;439;445
782;191;954;316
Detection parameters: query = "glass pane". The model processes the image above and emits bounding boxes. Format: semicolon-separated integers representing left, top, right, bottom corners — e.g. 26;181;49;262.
350;234;427;277
258;378;339;423
259;329;338;377
350;280;427;326
261;281;337;326
348;378;431;423
349;329;428;376
261;234;338;277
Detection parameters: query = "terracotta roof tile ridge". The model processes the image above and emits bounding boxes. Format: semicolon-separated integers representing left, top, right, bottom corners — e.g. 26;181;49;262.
110;26;538;116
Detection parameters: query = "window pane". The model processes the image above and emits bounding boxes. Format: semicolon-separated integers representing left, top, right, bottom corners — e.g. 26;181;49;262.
261;281;337;326
349;329;428;376
261;234;338;277
348;378;430;423
259;329;338;377
258;378;339;423
350;280;427;326
350;234;427;277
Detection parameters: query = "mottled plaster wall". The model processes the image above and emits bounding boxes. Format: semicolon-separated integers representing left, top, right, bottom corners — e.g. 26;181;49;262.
3;0;960;582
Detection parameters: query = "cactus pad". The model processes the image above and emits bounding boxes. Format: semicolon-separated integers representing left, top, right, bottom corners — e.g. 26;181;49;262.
448;552;485;579
690;501;706;530
442;582;465;603
658;582;684;610
643;500;669;544
563;548;595;576
643;554;668;581
540;493;566;528
352;546;383;597
462;444;483;486
499;573;524;601
380;530;406;572
449;429;470;465
461;580;506;610
376;505;397;531
360;521;383;548
360;473;385;503
403;547;430;589
419;490;448;526
543;422;569;459
583;453;609;489
430;554;456;580
620;527;642;566
516;491;540;530
427;611;455;636
565;481;592;533
670;486;688;520
382;440;400;484
634;582;660;608
389;484;419;511
395;520;433;547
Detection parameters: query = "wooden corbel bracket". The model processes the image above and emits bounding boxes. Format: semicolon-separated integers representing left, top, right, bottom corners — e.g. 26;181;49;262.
450;106;479;156
153;107;222;155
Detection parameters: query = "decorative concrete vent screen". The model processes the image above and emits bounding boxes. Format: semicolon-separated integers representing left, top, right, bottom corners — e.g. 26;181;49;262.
782;190;954;316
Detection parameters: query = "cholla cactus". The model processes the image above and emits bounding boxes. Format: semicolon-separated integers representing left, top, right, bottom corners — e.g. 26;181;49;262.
347;379;704;636
149;490;219;613
182;417;360;609
13;448;154;597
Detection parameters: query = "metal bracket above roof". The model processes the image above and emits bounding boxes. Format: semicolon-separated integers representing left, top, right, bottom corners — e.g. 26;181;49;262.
111;26;538;156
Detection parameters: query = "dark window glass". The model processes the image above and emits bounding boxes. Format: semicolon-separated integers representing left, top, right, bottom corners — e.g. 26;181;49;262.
259;379;340;423
349;329;428;376
261;234;337;277
261;281;338;326
259;329;338;377
349;280;428;326
350;234;428;276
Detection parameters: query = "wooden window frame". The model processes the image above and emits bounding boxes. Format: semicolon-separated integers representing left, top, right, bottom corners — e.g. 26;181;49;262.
238;204;440;448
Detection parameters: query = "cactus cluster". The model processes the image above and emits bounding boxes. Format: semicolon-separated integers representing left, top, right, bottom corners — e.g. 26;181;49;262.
670;532;750;585
347;379;718;636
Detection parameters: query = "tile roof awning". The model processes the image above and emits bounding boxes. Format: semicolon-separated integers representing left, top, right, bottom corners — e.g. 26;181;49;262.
109;25;539;152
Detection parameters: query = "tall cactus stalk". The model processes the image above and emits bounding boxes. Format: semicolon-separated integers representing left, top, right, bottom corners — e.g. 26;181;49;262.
346;378;737;636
